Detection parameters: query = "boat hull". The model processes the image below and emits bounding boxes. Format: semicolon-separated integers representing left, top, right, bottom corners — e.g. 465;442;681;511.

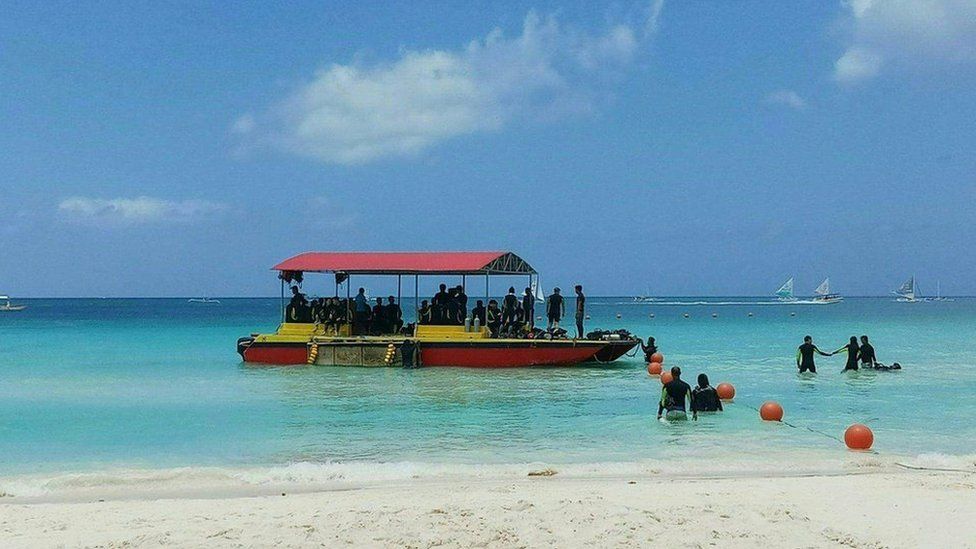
591;339;639;362
239;338;606;368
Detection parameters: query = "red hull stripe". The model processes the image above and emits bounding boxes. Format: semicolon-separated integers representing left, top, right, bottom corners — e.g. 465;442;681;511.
241;342;604;367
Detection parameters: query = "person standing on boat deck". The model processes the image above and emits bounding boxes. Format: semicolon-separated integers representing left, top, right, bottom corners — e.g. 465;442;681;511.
372;298;386;334
831;336;860;371
522;287;535;329
472;300;486;328
658;367;696;421
796;335;829;373
455;285;468;324
417;300;432;325
574;285;586;338
502;287;519;326
352;288;370;335
432;284;451;325
386;296;403;334
637;336;657;364
859;336;878;369
546;287;565;330
287;286;308;323
691;374;723;412
486;299;502;337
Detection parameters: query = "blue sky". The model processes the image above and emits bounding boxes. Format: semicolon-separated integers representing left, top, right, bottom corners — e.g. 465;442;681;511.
2;1;975;297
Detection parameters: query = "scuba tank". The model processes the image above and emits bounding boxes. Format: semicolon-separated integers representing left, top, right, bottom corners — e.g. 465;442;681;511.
464;315;472;332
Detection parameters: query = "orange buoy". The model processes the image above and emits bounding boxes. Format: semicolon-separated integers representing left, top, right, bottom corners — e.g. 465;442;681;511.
660;370;674;384
647;362;663;376
759;401;784;421
716;382;735;400
844;424;874;450
650;352;664;364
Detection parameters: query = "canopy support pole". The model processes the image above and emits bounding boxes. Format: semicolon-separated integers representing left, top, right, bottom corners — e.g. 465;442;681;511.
397;275;401;306
415;275;419;325
280;278;285;323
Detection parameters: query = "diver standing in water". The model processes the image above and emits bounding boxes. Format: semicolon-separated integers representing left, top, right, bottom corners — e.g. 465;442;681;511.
657;366;696;421
832;336;860;371
796;335;830;373
859;336;877;369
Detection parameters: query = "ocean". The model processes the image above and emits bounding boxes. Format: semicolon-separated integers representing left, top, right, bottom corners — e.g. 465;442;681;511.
2;297;975;496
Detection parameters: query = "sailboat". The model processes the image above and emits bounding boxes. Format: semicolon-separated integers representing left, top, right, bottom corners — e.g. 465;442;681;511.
931;281;954;302
0;295;27;312
187;297;221;304
775;277;796;302
812;277;843;304
893;276;921;303
531;280;546;303
633;287;652;303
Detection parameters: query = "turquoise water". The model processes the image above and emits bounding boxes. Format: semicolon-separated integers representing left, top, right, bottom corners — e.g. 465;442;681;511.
2;297;975;484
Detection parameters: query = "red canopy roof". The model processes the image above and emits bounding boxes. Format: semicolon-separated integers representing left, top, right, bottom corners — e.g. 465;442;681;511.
273;251;536;275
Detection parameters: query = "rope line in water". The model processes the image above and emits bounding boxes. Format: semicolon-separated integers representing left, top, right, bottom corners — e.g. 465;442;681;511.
738;400;861;449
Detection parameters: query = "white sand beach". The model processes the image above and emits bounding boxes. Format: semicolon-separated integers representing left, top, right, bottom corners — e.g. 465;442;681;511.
3;469;975;548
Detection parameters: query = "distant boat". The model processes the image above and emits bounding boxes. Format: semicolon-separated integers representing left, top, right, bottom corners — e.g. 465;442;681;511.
812;277;843;304
931;281;954;302
0;295;27;312
633;287;652;303
893;276;921;303
531;280;546;303
775;277;796;302
187;297;221;304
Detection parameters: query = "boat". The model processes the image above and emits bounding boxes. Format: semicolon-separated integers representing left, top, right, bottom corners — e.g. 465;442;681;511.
931;281;954;302
811;277;843;304
893;276;922;303
775;277;796;302
187;297;221;304
0;295;26;312
237;251;638;367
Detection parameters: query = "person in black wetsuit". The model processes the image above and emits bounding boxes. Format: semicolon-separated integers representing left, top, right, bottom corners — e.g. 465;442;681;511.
385;296;403;334
859;336;877;368
432;284;451;325
522;287;535;329
796;335;830;373
417;300;432;325
832;336;860;371
546;287;565;330
472;300;486;327
486;299;502;337
692;373;723;412
574;285;586;339
637;336;657;363
286;285;309;323
501;287;519;326
658;366;696;421
455;285;468;324
371;298;386;334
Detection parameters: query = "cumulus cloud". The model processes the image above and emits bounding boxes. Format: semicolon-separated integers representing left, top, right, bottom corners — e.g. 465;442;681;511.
764;89;807;109
834;0;976;82
237;9;656;165
58;196;226;226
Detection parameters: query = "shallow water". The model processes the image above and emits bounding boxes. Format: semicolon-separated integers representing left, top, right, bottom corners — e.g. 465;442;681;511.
1;297;974;482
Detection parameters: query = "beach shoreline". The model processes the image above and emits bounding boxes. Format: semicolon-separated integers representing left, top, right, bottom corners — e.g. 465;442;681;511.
3;468;975;548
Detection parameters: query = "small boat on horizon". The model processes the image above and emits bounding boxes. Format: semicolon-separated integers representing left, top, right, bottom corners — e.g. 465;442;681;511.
811;277;843;304
0;295;27;312
188;297;221;304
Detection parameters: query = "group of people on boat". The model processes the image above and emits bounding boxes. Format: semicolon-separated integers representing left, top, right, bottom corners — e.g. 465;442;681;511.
286;282;590;339
795;335;899;373
417;283;588;339
286;286;404;336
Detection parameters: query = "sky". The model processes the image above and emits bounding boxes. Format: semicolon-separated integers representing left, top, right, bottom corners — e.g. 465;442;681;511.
2;0;975;297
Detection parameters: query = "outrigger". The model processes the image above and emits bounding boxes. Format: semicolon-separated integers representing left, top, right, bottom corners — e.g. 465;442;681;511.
237;251;638;367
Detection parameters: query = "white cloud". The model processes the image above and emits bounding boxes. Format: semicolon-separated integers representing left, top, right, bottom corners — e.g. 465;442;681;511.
764;89;808;109
834;0;976;82
239;9;656;165
58;196;226;226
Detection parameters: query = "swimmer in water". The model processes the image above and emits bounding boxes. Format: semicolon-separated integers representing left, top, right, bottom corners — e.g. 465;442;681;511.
691;373;723;412
796;335;830;374
832;336;860;372
657;366;696;421
858;335;878;369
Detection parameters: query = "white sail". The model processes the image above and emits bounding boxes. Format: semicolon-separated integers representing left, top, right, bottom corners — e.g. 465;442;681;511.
895;276;916;300
531;280;545;303
814;278;830;296
775;277;795;300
